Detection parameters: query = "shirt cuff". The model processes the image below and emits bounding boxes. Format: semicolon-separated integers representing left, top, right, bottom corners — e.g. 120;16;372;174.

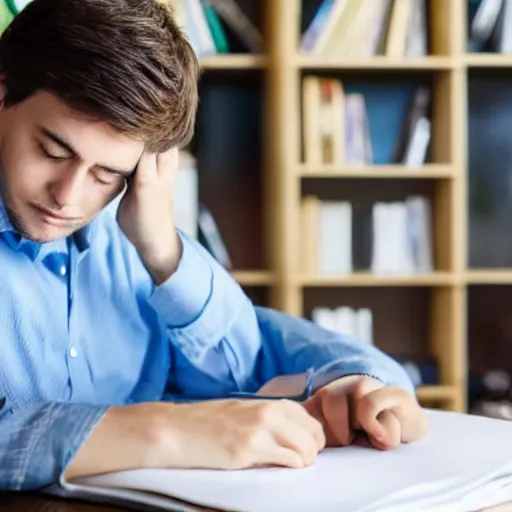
147;231;213;328
307;357;414;395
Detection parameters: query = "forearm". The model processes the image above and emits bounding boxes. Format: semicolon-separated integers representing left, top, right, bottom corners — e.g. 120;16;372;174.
0;401;107;490
139;229;182;286
149;230;263;397
64;403;162;481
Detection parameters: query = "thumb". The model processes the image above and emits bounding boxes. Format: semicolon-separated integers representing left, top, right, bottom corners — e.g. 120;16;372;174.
356;389;402;450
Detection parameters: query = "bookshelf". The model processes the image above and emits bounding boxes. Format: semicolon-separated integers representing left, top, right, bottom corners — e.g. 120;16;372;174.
263;0;466;413
187;0;512;415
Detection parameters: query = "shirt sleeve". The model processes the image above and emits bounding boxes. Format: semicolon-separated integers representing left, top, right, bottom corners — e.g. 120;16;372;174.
0;401;108;490
254;307;415;395
146;231;414;400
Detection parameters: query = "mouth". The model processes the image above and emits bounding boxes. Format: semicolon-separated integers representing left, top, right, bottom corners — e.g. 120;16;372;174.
32;204;80;223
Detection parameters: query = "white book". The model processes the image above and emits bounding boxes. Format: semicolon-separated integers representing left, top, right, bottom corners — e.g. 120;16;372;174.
334;306;357;337
198;204;232;269
356;308;373;344
173;151;198;238
393;202;415;274
319;201;352;275
345;93;369;166
403;116;431;167
370;202;389;274
311;307;338;331
406;195;434;273
405;0;427;57
494;0;512;52
366;0;393;56
184;0;217;57
471;0;504;41
49;410;512;512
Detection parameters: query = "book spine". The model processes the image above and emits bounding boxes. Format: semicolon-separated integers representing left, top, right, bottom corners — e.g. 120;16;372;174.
207;0;264;53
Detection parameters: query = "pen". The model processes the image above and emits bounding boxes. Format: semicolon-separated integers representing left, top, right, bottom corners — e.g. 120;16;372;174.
230;391;308;402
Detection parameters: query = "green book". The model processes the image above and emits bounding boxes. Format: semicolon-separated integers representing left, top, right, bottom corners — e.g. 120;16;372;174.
202;1;229;54
6;0;32;15
0;0;13;34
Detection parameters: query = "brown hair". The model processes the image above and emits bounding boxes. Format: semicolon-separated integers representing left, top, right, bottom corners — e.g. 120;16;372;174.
0;0;199;153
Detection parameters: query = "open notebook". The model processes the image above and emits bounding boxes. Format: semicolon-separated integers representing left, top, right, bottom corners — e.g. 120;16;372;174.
45;409;512;512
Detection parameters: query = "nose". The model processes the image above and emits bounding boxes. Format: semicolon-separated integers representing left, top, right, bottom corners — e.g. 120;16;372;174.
48;164;87;209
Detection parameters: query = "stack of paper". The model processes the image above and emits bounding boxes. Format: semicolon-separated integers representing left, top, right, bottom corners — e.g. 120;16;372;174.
47;410;512;512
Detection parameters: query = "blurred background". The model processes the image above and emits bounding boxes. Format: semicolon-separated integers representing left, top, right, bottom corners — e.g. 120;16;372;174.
5;0;512;418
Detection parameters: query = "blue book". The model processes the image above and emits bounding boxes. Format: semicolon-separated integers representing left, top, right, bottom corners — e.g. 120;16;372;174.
344;82;419;164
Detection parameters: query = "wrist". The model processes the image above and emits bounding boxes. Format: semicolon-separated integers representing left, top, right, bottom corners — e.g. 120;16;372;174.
64;403;164;480
138;229;182;285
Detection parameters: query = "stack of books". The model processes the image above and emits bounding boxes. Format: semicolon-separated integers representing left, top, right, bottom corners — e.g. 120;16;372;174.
300;195;433;276
165;0;264;57
302;79;431;167
301;0;428;59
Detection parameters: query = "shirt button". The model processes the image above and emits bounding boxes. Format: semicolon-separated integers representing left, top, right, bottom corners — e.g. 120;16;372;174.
69;347;78;358
60;265;67;276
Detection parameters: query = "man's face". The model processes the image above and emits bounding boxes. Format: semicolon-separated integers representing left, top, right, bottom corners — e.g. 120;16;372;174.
0;89;145;243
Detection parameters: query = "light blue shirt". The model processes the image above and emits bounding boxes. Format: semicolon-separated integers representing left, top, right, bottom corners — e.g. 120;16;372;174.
0;194;413;491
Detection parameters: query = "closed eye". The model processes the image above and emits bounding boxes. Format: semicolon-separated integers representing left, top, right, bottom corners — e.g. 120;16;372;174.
38;143;70;161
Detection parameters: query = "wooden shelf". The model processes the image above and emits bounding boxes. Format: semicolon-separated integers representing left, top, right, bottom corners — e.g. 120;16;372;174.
299;272;454;287
299;164;455;179
296;55;454;70
417;385;456;402
466;270;512;285
255;0;467;414
231;271;275;286
464;54;512;68
199;54;267;69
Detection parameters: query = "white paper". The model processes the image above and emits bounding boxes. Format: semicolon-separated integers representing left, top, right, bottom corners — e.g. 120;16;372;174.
62;410;512;512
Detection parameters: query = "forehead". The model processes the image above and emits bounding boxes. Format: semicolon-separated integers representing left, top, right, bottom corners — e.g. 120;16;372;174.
14;90;144;167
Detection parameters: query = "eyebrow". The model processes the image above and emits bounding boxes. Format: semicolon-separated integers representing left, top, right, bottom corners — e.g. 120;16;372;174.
38;126;136;177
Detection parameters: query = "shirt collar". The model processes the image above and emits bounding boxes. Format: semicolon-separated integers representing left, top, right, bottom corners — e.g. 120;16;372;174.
0;194;95;259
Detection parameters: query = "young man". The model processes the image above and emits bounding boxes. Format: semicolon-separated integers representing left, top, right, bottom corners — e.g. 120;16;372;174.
0;0;427;492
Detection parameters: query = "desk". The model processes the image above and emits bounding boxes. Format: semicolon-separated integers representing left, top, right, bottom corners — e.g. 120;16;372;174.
1;493;512;511
0;493;124;511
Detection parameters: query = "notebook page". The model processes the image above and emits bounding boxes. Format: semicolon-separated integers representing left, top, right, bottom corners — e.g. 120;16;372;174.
66;410;512;512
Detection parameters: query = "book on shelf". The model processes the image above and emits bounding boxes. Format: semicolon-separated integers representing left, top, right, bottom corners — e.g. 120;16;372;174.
5;0;31;16
300;195;433;276
45;409;512;512
469;0;512;53
312;306;374;344
198;203;233;270
174;150;199;239
0;0;13;35
300;0;427;59
301;77;431;168
165;0;263;57
173;151;232;269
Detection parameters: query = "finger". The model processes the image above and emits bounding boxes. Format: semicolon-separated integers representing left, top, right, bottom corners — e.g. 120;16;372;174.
318;390;354;447
352;432;374;449
356;388;403;447
282;400;326;451
273;418;321;467
135;152;158;186
304;395;336;448
259;446;305;469
368;410;401;451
